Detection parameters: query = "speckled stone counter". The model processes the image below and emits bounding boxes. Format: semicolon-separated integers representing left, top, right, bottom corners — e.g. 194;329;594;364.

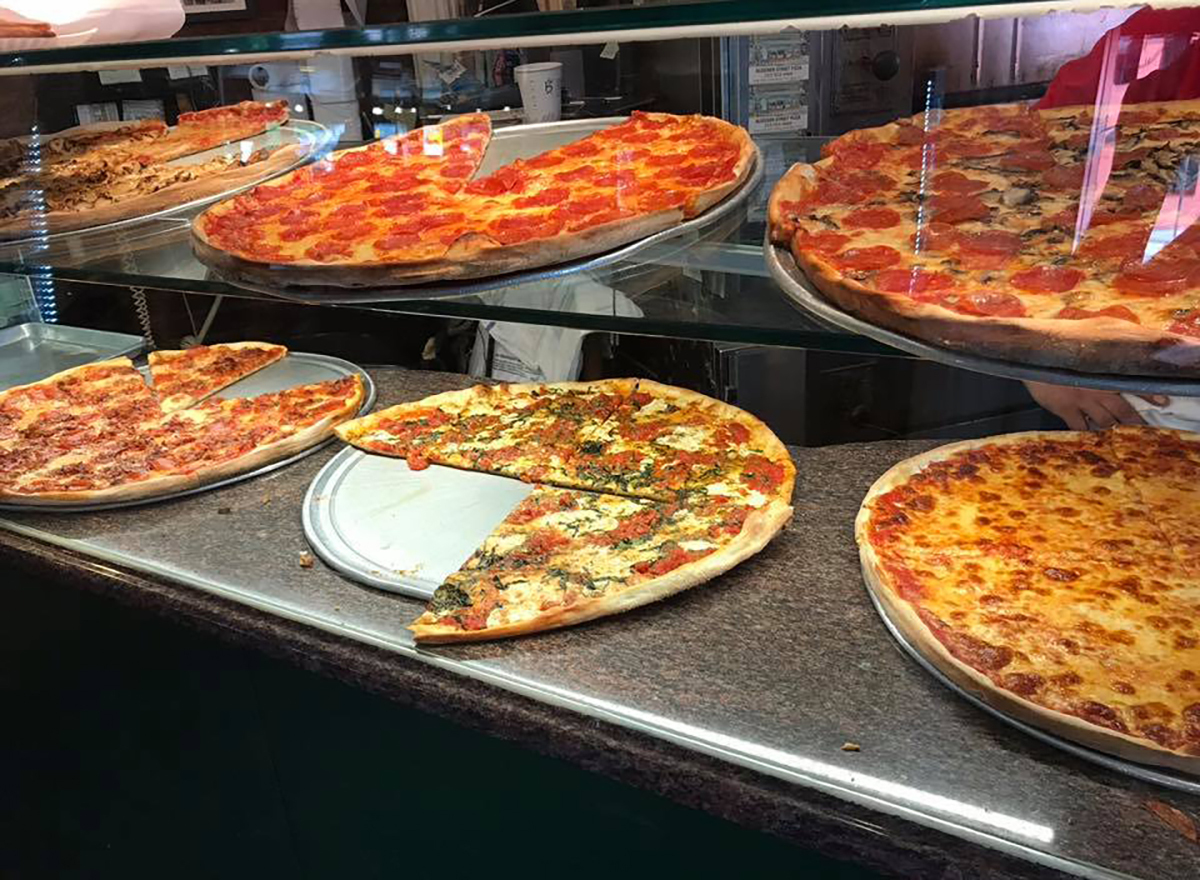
1;367;1197;880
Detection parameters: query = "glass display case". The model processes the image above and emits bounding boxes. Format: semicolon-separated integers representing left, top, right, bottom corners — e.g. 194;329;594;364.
3;4;1200;879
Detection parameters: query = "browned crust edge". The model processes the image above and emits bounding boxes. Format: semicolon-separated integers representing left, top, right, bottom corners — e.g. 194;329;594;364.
409;497;793;643
856;430;1200;773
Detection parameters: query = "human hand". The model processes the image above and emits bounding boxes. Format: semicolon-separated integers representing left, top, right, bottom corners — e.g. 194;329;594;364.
1024;381;1167;431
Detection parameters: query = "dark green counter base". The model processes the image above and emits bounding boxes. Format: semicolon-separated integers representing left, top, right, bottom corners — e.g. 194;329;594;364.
3;570;882;880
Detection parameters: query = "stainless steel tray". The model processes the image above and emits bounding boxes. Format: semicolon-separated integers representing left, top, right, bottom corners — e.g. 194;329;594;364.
865;579;1200;795
302;446;532;599
0;351;375;514
0;322;144;391
0;120;331;254
216;117;765;303
765;239;1200;397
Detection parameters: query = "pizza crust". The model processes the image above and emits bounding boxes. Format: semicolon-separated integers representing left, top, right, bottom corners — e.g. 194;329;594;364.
0;142;306;240
857;432;1200;774
410;497;793;643
0;374;365;506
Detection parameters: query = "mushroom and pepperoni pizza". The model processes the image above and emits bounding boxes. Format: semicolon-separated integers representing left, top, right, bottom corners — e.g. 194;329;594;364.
334;378;794;642
769;99;1200;376
193;111;755;287
0;342;364;505
858;428;1200;773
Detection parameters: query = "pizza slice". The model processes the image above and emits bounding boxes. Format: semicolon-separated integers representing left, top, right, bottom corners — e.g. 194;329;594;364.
148;341;288;413
131;100;291;165
410;485;791;642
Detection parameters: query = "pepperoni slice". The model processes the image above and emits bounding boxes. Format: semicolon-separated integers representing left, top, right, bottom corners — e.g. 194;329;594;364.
560;140;602;158
524;152;566;170
1000;149;1056;171
557;194;615;217
1060;132;1092;150
793;229;850;254
835;246;902;271
844;170;896;194
1114;147;1151;169
913;222;960;253
513;187;570;209
943;139;1002;159
947;291;1027;317
330;221;376;242
595;169;638;188
929;193;990;225
1043;164;1084;190
844;207;902;229
1010;266;1083;293
487;213;565;245
279;209;318;227
374;231;422;252
872;269;956;296
1113;259;1200;297
958;230;1023;255
620;131;661;144
1119;109;1159;126
892;123;927;146
305;239;353;262
1044;207;1078;229
554;165;597;182
830;141;889;170
371;193;430;217
636;188;688;211
1079;229;1149;262
931;171;989;193
465;166;529;196
647;153;687;168
688;143;737;160
1057;305;1140;324
439;161;475;179
1168;311;1200;337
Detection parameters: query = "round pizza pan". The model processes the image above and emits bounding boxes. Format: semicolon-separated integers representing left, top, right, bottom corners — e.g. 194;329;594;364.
208;134;765;305
864;583;1200;796
0;351;375;514
0;119;332;251
765;240;1200;397
302;446;533;600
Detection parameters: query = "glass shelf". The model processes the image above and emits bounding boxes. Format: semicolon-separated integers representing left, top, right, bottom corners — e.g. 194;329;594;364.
0;210;905;358
0;0;1143;74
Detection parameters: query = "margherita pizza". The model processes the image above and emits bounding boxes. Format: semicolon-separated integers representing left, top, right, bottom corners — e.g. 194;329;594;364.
0;100;297;239
192;111;755;287
857;428;1200;772
334;378;794;642
0;343;364;504
769;99;1200;376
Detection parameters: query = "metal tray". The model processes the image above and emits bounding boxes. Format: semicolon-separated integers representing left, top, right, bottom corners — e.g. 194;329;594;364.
216;117;765;304
0;322;144;391
302;446;532;599
865;581;1200;795
0;351;375;514
765;240;1200;397
0;120;331;254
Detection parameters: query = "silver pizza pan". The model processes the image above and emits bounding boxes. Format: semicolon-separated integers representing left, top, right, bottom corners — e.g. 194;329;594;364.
212;117;765;304
765;239;1200;397
0;322;144;392
0;351;375;514
0;119;332;255
865;581;1200;795
302;446;533;599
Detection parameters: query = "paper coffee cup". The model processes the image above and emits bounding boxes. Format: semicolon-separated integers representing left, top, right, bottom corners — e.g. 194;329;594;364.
515;62;563;123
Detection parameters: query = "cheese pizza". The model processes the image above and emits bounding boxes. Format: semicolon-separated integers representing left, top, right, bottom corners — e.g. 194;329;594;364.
335;378;794;642
769;99;1200;376
193;111;755;286
857;428;1200;772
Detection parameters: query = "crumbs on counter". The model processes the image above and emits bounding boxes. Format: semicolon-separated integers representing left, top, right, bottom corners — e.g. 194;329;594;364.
218;506;232;515
299;552;315;569
841;742;861;752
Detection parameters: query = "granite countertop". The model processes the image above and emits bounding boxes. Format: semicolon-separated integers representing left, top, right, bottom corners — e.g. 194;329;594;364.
2;366;1198;880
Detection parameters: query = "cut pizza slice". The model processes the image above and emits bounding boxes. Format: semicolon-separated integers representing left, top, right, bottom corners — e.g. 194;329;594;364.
410;485;791;642
149;341;288;413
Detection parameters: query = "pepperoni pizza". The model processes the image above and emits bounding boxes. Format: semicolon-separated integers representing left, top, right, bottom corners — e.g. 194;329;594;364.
193;112;755;287
858;428;1200;773
769;99;1200;376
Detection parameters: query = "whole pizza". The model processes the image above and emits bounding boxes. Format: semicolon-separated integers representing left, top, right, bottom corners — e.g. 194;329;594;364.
769;99;1200;376
0;342;363;505
334;378;794;641
193;111;755;287
858;427;1200;772
0;101;297;239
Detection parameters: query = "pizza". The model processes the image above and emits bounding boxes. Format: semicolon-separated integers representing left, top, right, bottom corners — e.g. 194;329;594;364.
0;349;364;504
192;111;755;287
149;341;287;412
334;378;794;642
769;99;1200;376
857;428;1200;772
0;100;297;239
